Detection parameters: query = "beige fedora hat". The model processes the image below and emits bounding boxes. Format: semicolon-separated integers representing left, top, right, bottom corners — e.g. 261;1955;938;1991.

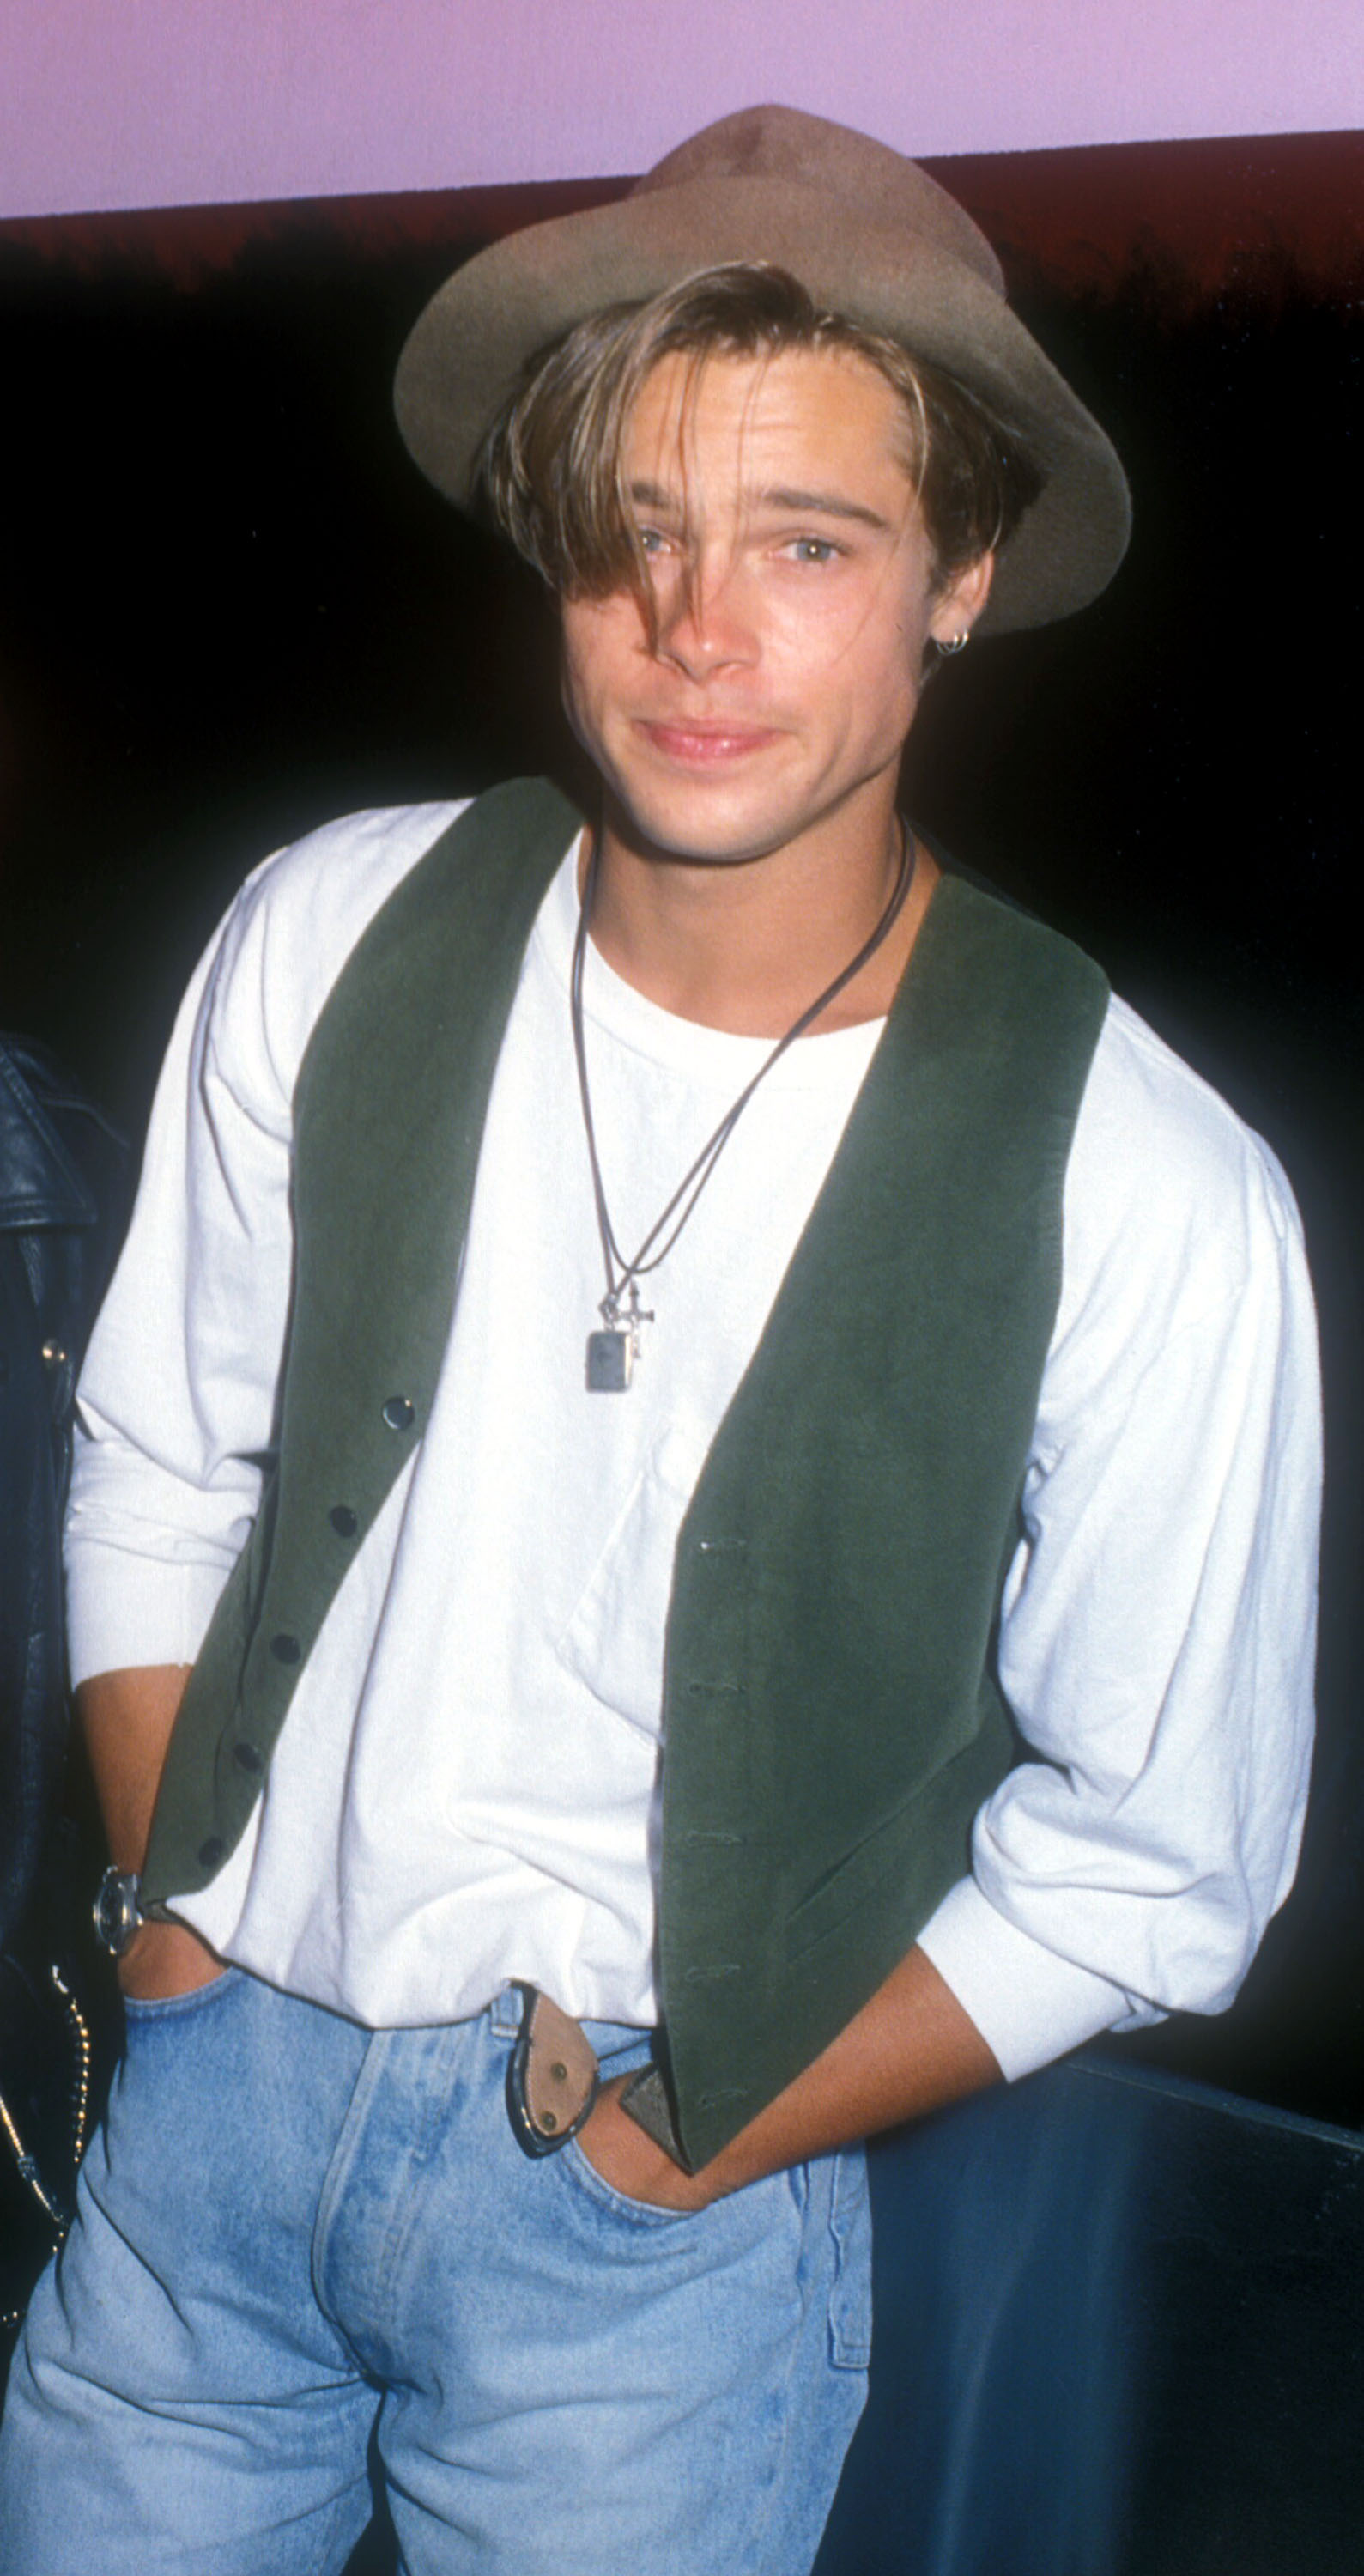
394;104;1131;634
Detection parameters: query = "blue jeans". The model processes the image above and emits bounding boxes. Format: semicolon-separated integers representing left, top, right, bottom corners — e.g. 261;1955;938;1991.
0;1971;870;2573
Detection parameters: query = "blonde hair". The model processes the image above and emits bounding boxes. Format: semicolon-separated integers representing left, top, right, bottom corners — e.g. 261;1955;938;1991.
478;262;1041;610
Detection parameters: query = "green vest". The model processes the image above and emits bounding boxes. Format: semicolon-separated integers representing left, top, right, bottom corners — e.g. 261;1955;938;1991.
143;778;1109;2168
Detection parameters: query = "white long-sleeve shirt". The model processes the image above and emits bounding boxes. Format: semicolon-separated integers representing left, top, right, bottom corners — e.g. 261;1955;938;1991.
66;803;1321;2080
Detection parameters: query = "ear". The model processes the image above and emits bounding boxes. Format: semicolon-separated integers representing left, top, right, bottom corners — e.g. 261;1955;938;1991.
927;551;996;651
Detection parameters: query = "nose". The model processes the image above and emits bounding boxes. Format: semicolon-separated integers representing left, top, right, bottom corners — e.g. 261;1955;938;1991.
652;554;757;682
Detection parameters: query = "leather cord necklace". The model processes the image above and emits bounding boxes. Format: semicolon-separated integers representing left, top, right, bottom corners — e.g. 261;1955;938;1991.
570;819;918;1391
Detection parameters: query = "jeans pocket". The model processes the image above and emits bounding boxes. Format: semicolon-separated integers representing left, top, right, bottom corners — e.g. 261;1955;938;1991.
827;2148;873;2371
560;2131;706;2227
121;1965;242;2026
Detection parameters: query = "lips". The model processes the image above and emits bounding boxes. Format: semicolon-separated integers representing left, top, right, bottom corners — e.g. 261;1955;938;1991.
637;718;782;763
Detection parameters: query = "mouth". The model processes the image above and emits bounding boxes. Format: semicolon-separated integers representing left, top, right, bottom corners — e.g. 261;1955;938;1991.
636;718;783;765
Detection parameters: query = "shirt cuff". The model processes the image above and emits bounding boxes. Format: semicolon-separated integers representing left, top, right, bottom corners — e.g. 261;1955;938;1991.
917;1877;1132;2081
65;1543;227;1690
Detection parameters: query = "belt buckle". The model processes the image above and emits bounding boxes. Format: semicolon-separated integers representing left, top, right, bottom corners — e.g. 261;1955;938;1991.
506;1984;600;2157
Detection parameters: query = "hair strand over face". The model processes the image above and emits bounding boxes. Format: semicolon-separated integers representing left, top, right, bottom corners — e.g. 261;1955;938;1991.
477;262;1043;625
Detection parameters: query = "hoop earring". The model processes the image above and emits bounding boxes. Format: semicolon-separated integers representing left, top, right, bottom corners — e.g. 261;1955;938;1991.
937;630;971;656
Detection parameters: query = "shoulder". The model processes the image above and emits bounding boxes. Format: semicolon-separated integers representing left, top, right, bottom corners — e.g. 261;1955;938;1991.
1082;993;1300;1261
223;798;470;994
1050;990;1311;1409
0;1035;128;1249
197;800;470;1110
930;868;1109;1025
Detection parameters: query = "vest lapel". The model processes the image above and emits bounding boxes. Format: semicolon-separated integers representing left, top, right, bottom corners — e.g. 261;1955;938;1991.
145;779;583;1899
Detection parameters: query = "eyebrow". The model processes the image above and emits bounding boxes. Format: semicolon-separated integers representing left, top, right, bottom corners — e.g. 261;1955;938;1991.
627;478;894;534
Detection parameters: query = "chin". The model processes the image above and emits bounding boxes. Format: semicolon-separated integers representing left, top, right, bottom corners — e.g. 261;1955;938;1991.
622;807;799;868
604;769;815;869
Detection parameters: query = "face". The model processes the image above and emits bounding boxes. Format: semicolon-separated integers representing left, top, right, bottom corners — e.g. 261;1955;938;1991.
560;343;991;870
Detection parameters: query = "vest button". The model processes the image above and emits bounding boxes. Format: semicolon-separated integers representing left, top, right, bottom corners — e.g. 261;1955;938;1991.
382;1395;415;1431
233;1741;264;1772
270;1631;301;1664
198;1836;225;1868
330;1504;359;1538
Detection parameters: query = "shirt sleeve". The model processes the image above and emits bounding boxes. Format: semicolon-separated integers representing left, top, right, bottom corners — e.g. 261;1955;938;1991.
64;802;464;1687
65;883;299;1681
918;998;1321;2081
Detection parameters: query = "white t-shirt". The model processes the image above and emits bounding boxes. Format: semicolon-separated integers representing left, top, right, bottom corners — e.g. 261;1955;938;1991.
66;803;1320;2081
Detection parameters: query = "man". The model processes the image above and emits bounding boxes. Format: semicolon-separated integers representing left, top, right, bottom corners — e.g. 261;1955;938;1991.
0;106;1319;2574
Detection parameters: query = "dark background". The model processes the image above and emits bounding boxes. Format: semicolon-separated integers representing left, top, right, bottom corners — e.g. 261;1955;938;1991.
1;130;1360;2129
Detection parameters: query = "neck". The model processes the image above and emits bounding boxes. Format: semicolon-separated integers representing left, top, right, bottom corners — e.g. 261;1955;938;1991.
583;782;940;1038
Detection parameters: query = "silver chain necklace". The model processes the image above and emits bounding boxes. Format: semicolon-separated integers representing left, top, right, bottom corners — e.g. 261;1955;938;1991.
569;822;917;1392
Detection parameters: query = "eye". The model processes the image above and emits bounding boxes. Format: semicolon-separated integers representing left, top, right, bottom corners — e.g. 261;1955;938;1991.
783;536;843;566
635;526;670;558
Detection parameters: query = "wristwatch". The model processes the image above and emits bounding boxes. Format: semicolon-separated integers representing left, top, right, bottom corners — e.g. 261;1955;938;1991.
92;1866;144;1958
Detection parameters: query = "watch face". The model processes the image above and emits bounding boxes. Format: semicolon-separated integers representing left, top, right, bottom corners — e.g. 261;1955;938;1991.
93;1868;142;1956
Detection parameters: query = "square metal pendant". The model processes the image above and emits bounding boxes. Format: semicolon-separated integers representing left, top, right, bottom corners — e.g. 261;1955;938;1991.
585;1327;634;1392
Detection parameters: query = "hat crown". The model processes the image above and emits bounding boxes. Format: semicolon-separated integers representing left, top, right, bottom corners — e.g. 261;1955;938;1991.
634;105;1005;300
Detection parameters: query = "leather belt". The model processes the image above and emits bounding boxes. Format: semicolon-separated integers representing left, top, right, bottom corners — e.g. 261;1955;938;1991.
505;1984;688;2169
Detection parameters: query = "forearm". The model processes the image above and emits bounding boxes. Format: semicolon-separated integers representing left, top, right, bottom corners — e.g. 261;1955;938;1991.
78;1663;220;1996
703;1941;1002;2185
77;1664;192;1869
584;1941;1001;2212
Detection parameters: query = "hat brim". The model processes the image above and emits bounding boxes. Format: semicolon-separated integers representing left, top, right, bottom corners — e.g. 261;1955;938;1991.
394;174;1131;635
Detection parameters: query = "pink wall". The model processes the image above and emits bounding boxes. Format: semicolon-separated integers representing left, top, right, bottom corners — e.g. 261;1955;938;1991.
3;0;1363;223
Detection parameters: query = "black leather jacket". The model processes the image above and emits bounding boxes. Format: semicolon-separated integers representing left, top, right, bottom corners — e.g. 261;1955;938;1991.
0;1040;126;1950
